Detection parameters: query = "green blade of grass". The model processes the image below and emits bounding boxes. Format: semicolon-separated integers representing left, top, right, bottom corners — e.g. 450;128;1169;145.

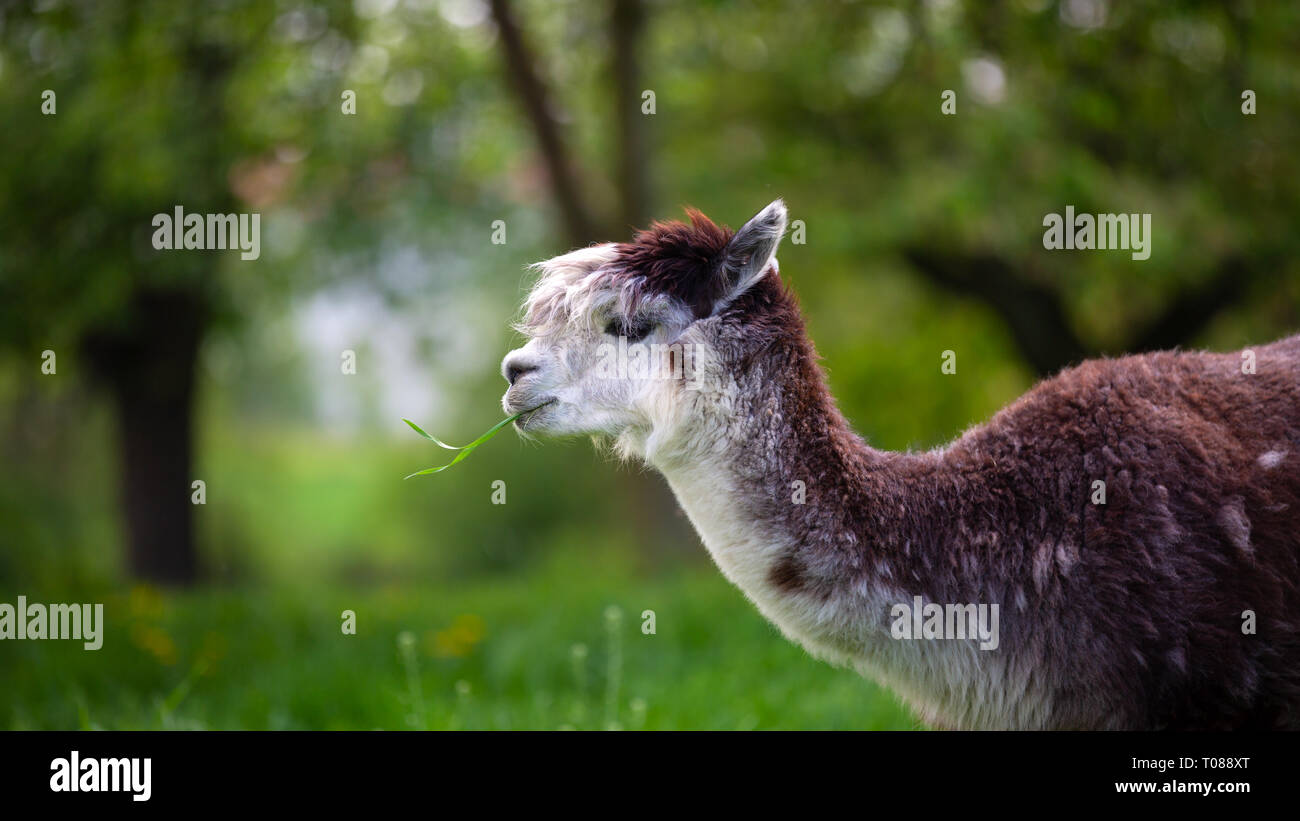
402;418;466;450
402;406;538;479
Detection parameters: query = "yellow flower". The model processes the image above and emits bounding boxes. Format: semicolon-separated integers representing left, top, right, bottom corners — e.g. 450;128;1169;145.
130;624;177;666
426;614;486;658
128;585;166;620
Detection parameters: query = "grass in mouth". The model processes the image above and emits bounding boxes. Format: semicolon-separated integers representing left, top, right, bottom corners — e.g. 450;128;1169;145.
402;402;549;478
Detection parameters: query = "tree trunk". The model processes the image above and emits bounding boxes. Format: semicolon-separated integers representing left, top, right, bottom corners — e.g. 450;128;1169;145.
488;0;600;247
611;0;650;232
84;289;205;585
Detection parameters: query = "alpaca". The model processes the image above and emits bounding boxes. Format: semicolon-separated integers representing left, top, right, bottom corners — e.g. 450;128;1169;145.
500;200;1300;730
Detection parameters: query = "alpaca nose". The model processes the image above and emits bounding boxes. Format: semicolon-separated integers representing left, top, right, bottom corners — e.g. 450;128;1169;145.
503;354;539;386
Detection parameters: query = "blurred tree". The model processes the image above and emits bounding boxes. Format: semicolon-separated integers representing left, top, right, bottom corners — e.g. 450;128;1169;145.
0;0;366;583
488;0;652;242
487;0;599;246
609;0;651;231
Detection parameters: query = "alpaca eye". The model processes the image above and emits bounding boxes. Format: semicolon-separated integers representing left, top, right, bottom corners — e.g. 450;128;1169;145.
604;317;654;343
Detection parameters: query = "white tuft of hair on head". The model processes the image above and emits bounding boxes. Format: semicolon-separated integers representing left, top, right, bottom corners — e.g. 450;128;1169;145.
515;243;622;340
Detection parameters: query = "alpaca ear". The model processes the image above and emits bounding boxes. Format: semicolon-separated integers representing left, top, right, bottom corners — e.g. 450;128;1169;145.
713;199;787;312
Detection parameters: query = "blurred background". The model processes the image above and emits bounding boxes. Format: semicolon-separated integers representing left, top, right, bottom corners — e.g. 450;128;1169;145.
1;0;1298;729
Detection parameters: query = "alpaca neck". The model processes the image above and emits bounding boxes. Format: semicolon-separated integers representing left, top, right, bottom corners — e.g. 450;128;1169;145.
651;327;909;650
649;326;1016;729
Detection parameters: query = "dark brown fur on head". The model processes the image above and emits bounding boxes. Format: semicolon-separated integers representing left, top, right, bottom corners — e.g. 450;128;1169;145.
614;208;736;319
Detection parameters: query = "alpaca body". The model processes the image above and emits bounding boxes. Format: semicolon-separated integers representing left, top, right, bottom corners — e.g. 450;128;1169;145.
651;310;1300;729
503;200;1300;729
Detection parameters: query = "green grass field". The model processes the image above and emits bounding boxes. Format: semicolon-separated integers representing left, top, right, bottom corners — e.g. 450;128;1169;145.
1;551;917;730
2;413;918;730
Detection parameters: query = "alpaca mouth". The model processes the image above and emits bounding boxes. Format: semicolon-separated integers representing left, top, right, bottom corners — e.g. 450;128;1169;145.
511;398;556;428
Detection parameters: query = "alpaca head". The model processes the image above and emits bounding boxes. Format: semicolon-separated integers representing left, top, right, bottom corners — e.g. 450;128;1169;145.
501;200;789;458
